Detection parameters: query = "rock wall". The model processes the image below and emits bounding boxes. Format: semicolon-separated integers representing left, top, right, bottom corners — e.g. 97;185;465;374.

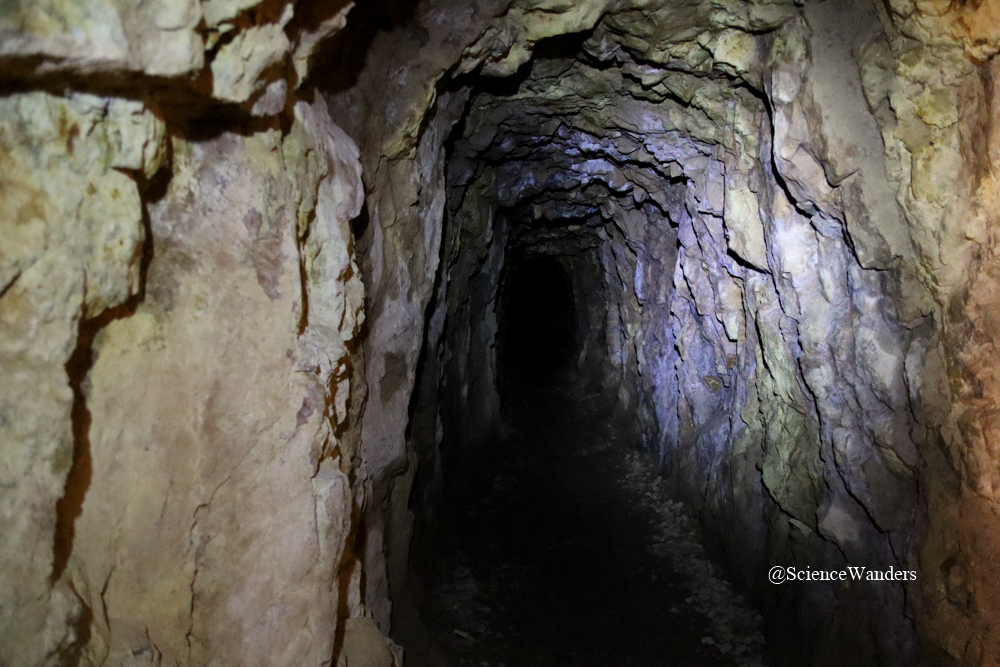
66;98;367;667
0;90;161;667
875;2;1000;663
0;1;391;665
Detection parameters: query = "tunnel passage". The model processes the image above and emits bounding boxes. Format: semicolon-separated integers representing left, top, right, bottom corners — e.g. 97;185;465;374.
497;253;578;375
395;31;769;665
2;0;977;664
388;8;931;667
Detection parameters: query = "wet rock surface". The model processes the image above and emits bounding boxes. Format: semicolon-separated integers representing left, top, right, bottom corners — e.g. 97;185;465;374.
420;370;764;667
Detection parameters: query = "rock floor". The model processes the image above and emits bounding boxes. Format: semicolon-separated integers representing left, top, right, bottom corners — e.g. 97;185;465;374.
417;371;767;667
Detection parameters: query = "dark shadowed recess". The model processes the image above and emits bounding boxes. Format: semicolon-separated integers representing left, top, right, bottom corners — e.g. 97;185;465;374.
310;0;419;94
497;253;578;380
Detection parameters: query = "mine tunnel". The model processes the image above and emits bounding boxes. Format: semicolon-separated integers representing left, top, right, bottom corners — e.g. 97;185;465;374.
496;253;578;376
1;1;996;667
395;49;760;666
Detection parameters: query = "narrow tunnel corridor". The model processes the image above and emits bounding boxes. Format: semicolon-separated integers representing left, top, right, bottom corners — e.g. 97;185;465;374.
374;8;951;664
399;63;768;661
413;340;766;667
3;1;998;666
497;254;577;376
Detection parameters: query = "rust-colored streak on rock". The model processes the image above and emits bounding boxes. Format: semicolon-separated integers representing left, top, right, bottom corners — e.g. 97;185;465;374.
50;321;95;584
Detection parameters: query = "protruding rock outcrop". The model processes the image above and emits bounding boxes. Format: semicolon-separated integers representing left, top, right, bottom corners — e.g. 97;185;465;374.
0;2;369;664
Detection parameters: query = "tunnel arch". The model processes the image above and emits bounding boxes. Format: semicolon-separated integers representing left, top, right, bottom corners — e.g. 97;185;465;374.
363;7;935;667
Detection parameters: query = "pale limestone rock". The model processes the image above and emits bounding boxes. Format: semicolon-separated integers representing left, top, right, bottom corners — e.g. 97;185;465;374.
0;0;354;109
210;5;294;104
893;0;1000;60
338;617;401;667
60;98;364;667
202;0;267;27
701;29;757;76
803;0;914;270
0;1;367;665
0;91;161;667
0;0;204;77
292;96;366;429
723;179;768;271
466;0;615;77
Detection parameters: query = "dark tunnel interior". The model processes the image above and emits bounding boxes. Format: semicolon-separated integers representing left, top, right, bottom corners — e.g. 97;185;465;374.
394;26;776;663
397;60;767;660
497;254;578;377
